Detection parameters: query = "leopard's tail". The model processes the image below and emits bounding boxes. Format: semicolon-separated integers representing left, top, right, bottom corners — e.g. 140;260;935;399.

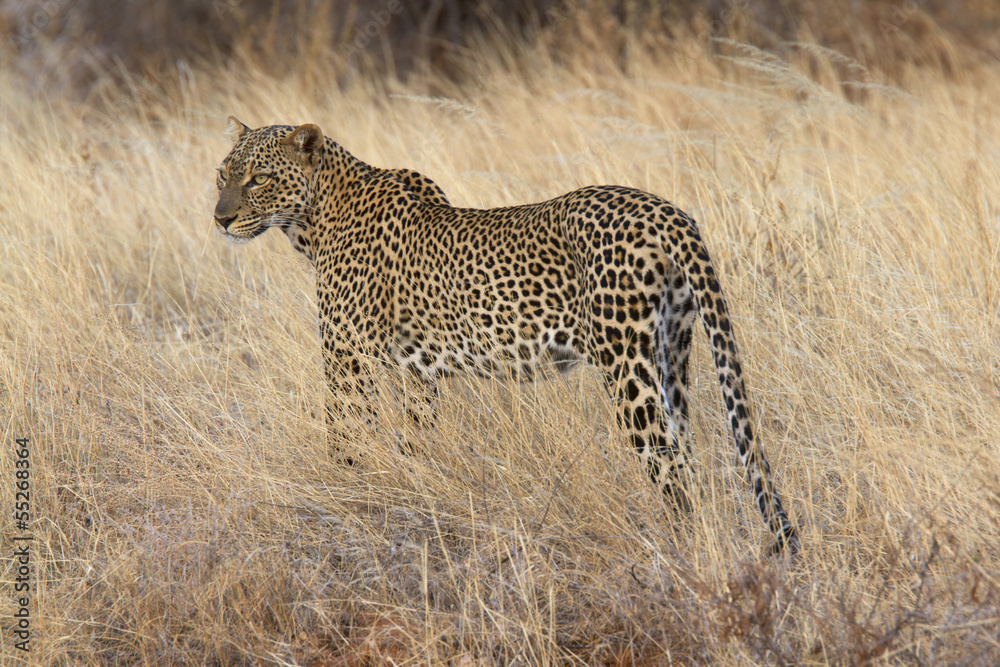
661;210;800;556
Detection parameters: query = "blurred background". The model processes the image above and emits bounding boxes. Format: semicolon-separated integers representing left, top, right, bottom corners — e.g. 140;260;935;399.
3;0;999;97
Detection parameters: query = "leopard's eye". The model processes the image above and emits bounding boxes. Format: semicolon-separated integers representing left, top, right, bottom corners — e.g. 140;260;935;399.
251;174;270;186
217;170;228;185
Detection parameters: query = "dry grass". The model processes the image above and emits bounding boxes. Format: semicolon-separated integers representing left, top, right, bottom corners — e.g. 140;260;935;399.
2;30;1000;666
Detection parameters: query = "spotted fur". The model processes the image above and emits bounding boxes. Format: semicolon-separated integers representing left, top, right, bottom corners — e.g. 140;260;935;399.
213;117;799;555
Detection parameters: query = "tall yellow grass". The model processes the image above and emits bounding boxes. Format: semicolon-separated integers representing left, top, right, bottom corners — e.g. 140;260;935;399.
1;34;999;665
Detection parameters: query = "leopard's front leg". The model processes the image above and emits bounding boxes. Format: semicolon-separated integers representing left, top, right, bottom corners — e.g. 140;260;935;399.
322;345;381;466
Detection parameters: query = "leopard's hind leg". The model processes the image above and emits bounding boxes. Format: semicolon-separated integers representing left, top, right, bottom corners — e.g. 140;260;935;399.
585;258;696;510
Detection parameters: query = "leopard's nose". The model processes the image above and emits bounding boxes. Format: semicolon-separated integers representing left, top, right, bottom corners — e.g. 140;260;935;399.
215;213;237;230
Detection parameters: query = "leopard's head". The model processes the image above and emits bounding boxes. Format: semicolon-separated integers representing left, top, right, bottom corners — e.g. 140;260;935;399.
213;117;324;245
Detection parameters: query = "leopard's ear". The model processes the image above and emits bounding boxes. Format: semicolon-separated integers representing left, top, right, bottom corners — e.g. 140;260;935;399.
282;123;324;168
224;116;250;143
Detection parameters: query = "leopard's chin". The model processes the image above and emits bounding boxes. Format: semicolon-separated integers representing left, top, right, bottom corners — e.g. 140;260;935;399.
220;232;253;245
216;221;268;244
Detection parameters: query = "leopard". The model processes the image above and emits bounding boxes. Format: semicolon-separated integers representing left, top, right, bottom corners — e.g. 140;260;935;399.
213;116;800;555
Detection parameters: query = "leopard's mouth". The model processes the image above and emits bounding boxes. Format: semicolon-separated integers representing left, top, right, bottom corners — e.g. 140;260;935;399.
216;216;269;243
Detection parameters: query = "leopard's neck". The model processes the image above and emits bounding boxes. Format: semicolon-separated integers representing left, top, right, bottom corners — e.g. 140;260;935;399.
315;140;374;201
283;140;375;267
